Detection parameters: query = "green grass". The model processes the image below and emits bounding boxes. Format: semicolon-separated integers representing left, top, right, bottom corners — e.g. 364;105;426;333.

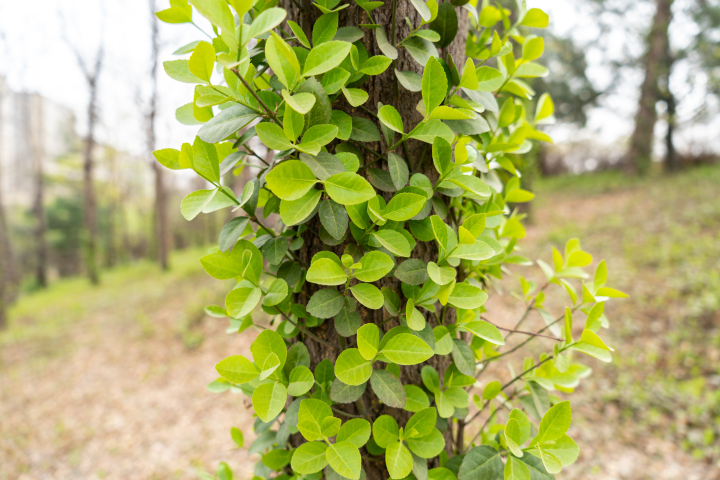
1;247;212;349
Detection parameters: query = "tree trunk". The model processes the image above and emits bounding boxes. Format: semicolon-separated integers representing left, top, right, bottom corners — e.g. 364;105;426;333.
278;3;469;478
149;0;170;271
82;54;103;285
30;97;48;288
626;0;673;175
664;91;677;171
0;86;18;310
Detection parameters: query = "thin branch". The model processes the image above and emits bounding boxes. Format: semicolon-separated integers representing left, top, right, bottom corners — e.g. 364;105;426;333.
331;406;365;418
275;308;339;351
231;68;284;128
481;317;563;342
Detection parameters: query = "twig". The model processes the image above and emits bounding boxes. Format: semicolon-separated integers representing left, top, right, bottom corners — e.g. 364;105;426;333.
231;68;284;128
463;356;553;452
331;406;365;418
274;308;339;351
481;317;563;342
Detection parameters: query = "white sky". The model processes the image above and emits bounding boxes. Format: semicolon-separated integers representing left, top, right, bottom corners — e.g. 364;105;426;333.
0;0;716;159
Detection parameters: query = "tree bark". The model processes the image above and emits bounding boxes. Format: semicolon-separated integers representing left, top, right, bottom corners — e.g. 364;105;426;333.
278;3;468;478
626;0;673;175
149;0;170;271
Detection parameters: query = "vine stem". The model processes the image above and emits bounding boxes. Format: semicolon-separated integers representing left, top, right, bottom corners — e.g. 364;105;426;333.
273;307;339;351
481;317;563;342
462;356;554;452
231;68;284;129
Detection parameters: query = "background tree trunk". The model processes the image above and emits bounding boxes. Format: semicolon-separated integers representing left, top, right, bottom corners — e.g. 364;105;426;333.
149;0;170;271
626;0;673;175
82;51;103;285
278;3;469;478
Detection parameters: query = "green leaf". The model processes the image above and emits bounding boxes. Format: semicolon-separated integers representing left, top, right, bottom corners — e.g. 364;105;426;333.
387;153;409;190
371;229;412;258
350;283;384;309
335;307;362;336
188;40;215;82
384;193;426;221
462;321;503;345
263;278;289;306
451;240;494;261
376;27;399;59
326;441;362;480
313;12;339;45
337;418;372;447
280;188;322;226
307;258;349;285
244;7;287;44
406;428;445;458
422;57;447;117
509;408;532;445
505;419;524;457
394;259;430;285
458;58;478;89
381;333;433;365
304;41;353;76
301;152;345;180
533;401;571;445
357;323;380;360
263;448;291;470
544;434;579;467
395;69;423;92
283;90;317;115
198;104;257;143
378;105;404;134
322;67;352;94
386;441;414;479
497;97;516;128
403;37;439;66
288;20;311;48
302;124;339;146
331;378;367;403
521;8;549;28
252;382;287;422
218;217;250;252
226;287;262;318
288;365;315;396
156;5;193;23
505;457;531;480
257;122;295;151
475;66;504;92
266;160;318;201
215;355;259;384
318;199;349;240
409;0;432;21
447;283;487;309
342;87;369;107
404;385;431;412
427;262;455;285
261;237;289;265
163;59;204;84
324;172;376;205
334;26;365;42
409;119;454;144
448;175;491;199
522;37;544;62
373;415;400;448
322;416;342;437
360;55;393;75
181;189;216;220
251;329;287;369
335;348;373;386
458;446;503;480
350;117;382;142
355;251;394;282
292;441;329;474
298;398;333;441
267;32;300;89
192;136;220;182
370;369;406;408
428;2;457;48
406;407;436;439
307;288;345;318
201;240;262;282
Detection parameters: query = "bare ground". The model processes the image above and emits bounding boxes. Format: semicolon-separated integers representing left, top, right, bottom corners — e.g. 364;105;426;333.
2;169;720;479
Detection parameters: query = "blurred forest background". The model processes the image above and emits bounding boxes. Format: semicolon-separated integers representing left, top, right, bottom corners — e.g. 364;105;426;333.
1;0;719;479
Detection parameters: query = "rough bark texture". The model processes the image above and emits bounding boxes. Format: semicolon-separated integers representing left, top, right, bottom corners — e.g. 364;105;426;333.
149;0;170;271
626;0;673;175
278;3;469;478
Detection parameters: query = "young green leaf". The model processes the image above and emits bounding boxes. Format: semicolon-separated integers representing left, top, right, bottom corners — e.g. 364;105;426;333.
291;441;329;474
357;323;380;360
350;283;384;309
324;172;376;205
422;57;447;117
380;333;434;365
335;348;373;385
265;160;318;201
304;41;353;76
307;258;349;285
252;381;287;422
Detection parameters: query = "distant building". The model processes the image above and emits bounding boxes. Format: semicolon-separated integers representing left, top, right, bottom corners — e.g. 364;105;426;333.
0;76;77;207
